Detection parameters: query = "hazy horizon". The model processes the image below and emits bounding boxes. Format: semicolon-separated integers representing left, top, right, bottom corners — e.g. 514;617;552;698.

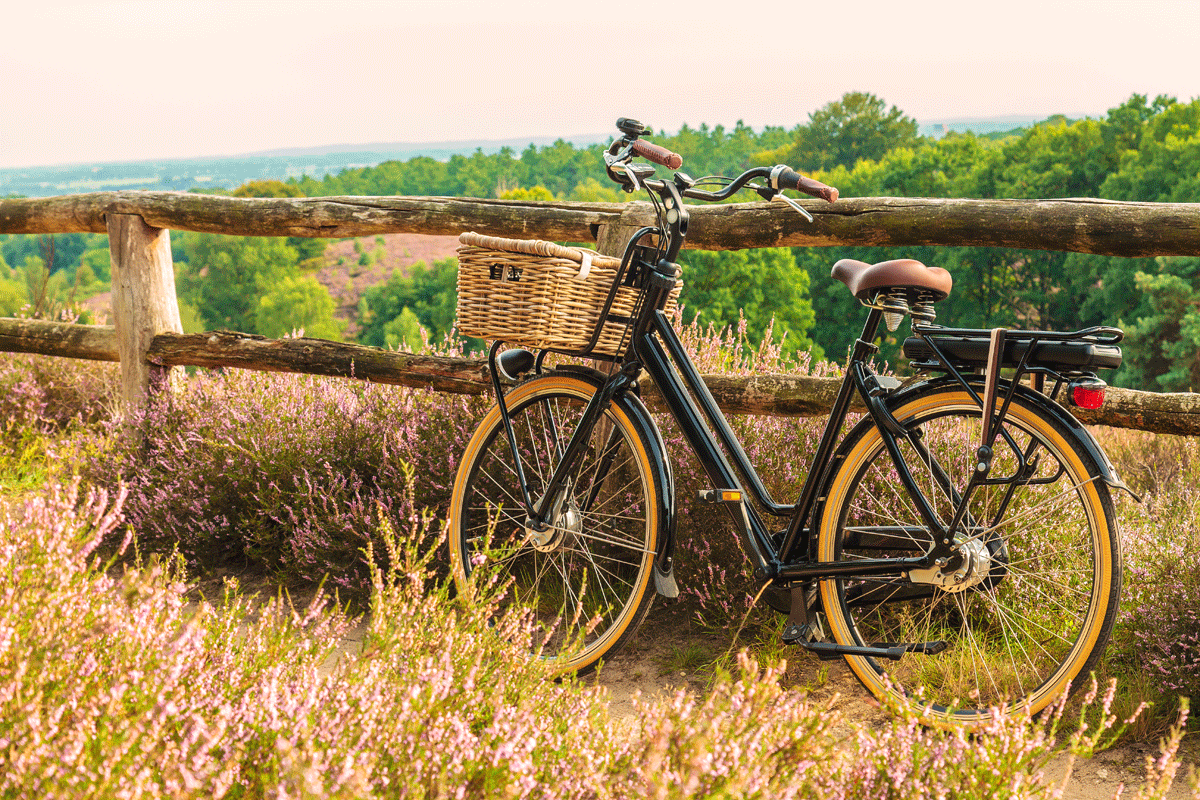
0;113;1073;172
5;0;1199;170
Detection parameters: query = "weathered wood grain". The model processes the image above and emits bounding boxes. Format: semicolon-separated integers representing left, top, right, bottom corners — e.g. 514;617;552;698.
0;318;119;361
107;214;183;409
0;192;621;241
3;192;1199;257
144;330;493;396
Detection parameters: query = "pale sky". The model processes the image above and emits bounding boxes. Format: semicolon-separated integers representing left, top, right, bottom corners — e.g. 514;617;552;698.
3;0;1199;169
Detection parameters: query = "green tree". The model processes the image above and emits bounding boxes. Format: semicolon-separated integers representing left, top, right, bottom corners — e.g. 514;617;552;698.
1121;261;1200;391
569;178;630;203
256;275;344;340
0;251;25;316
498;185;555;202
381;307;425;351
680;248;820;357
21;256;70;318
232;180;303;199
0;280;23;316
78;241;112;283
765;92;920;172
176;233;303;333
358;257;461;348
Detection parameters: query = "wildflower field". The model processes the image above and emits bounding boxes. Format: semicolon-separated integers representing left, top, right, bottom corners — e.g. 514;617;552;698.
2;321;1199;798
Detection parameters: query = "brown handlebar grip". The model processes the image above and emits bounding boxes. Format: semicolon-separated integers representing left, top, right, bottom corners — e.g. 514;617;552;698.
776;166;839;203
631;139;683;170
797;175;839;203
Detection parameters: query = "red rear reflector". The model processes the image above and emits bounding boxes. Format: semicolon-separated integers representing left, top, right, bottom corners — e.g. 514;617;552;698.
1071;384;1105;410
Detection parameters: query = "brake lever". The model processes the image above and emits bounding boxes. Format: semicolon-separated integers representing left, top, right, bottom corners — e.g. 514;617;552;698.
771;192;814;223
621;163;644;192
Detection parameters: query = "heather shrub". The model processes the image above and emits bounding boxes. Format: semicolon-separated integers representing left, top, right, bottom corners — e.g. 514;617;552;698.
1124;542;1200;701
1111;438;1200;702
0;354;118;491
0;353;117;432
827;678;1190;800
3;481;1191;798
80;366;486;595
1088;426;1200;735
65;315;842;621
0;482;613;797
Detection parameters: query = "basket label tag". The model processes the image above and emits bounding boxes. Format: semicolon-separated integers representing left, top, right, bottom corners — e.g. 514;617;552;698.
575;251;593;281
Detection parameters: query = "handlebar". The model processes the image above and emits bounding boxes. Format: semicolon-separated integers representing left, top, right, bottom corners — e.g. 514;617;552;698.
771;165;839;203
606;118;838;207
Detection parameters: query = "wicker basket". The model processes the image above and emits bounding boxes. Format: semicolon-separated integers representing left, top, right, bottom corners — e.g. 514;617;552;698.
456;231;680;357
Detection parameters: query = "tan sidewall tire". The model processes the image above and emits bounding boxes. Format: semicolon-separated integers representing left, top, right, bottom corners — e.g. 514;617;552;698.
447;374;660;674
817;388;1117;722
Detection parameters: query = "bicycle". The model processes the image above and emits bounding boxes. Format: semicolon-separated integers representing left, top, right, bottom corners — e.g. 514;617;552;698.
447;117;1128;724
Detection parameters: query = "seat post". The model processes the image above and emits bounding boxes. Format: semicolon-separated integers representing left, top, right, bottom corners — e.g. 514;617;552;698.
853;307;885;356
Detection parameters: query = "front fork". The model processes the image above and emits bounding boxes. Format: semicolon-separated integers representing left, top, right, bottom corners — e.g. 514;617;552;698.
489;339;642;530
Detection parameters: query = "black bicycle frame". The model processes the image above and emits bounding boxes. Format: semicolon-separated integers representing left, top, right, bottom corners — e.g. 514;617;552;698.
628;303;940;585
506;236;978;589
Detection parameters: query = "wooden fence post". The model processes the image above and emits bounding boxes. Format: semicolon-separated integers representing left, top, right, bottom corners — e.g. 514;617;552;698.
106;214;183;411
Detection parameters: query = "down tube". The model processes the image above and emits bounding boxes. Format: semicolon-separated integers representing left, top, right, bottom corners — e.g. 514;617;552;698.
635;315;777;570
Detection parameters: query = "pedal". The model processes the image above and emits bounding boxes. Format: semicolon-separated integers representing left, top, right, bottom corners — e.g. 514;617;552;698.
697;488;775;582
781;584;826;643
782;621;824;644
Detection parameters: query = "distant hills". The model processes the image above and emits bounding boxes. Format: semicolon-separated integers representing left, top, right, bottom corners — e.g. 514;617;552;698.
918;115;1046;138
1;118;1051;199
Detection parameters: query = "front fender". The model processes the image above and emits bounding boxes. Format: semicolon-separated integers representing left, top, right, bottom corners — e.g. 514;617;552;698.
551;366;679;598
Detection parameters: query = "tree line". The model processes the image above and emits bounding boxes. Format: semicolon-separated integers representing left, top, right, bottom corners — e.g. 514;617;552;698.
3;92;1199;389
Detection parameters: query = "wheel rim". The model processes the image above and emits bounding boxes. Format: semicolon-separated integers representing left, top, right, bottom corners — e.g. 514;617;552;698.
450;378;657;673
818;391;1116;721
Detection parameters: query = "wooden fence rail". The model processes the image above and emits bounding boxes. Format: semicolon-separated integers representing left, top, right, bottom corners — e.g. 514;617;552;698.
2;191;1200;437
4;191;1200;257
4;316;1200;436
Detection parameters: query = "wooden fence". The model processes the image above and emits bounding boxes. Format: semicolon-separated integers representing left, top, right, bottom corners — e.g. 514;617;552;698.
2;191;1200;436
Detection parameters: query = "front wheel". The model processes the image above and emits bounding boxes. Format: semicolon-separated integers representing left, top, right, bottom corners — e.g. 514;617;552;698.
447;373;661;675
816;385;1121;724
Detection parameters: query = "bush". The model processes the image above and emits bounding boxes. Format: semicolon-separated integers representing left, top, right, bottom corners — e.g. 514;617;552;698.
2;482;1186;798
1097;426;1200;725
0;353;118;435
68;315;841;623
1122;537;1200;700
0;354;118;491
81;366;485;596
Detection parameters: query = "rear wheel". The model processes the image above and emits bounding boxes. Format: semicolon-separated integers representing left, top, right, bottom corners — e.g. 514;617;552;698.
817;386;1121;723
447;374;660;675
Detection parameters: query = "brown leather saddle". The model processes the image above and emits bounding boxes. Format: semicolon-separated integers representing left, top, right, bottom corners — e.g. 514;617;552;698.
831;258;953;301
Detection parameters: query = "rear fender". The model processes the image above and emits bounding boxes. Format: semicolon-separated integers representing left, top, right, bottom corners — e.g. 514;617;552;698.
836;375;1132;496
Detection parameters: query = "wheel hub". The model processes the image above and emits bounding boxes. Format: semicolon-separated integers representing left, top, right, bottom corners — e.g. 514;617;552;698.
526;493;582;553
908;537;994;593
